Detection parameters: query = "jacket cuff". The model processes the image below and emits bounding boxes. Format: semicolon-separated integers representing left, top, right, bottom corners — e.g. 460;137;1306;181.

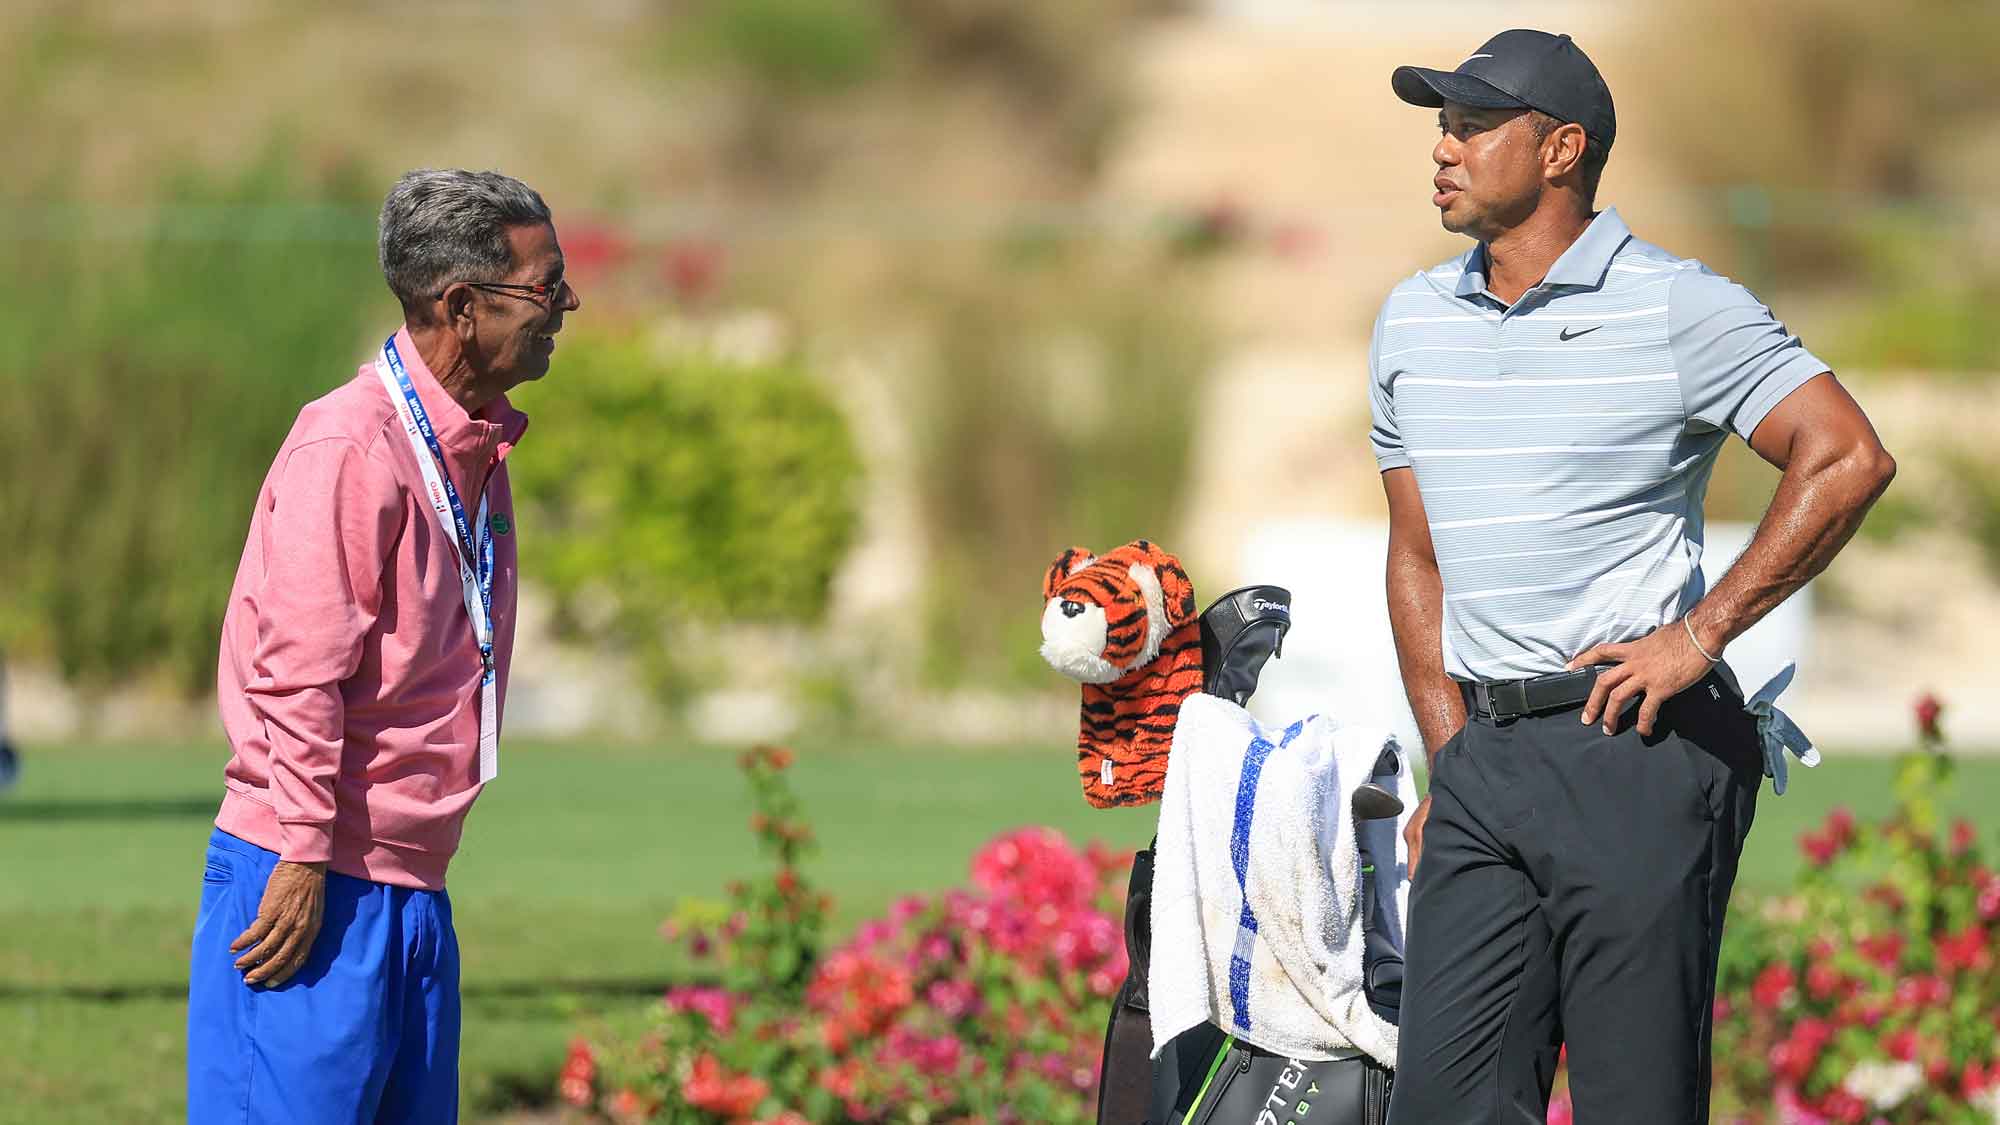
277;819;334;865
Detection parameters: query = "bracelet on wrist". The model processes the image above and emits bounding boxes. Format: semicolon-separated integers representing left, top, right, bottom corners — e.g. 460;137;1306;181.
1683;616;1721;664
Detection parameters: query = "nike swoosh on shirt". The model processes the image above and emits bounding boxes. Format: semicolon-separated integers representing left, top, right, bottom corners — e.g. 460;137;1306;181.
1558;325;1603;341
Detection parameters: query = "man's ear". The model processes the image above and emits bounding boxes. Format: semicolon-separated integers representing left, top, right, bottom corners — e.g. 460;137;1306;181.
441;283;479;340
1155;555;1197;628
1044;547;1095;600
1545;120;1589;182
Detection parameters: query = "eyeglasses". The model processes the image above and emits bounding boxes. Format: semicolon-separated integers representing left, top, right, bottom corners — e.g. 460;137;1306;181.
441;277;572;307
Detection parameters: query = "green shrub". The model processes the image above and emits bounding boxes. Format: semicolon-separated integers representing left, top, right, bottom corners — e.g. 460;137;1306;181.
0;149;383;694
510;330;863;700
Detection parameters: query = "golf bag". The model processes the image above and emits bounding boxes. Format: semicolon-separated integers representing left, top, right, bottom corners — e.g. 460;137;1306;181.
1094;587;1403;1125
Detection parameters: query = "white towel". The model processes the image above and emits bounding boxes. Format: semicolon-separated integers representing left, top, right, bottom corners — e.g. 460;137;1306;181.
1147;692;1413;1069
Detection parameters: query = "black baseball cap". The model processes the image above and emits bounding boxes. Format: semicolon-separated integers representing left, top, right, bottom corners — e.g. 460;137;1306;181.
1392;29;1616;153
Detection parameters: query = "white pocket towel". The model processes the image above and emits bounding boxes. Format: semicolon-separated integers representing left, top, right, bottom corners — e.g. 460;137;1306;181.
1147;693;1413;1068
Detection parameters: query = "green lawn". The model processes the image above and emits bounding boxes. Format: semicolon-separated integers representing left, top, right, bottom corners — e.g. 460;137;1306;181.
3;740;1995;1123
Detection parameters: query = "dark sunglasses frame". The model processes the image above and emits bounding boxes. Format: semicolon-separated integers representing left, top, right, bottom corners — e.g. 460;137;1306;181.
438;278;571;306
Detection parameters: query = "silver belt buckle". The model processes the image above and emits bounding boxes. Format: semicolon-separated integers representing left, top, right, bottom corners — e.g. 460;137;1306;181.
1473;680;1497;718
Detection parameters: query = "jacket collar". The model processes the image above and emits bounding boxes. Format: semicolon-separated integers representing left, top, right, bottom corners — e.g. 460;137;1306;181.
387;324;530;500
1454;207;1633;299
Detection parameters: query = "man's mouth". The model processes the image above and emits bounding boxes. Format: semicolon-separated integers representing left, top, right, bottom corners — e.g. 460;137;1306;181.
1433;177;1462;207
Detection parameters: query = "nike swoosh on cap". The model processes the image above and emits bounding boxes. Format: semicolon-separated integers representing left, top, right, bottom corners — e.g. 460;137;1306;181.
1460;53;1494;65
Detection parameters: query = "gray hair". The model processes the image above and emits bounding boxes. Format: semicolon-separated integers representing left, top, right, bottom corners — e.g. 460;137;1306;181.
378;169;552;319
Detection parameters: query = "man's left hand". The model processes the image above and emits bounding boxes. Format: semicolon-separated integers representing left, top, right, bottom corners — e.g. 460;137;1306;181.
1569;621;1715;737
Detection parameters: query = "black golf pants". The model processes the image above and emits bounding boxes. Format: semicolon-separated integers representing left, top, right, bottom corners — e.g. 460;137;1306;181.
1387;672;1762;1125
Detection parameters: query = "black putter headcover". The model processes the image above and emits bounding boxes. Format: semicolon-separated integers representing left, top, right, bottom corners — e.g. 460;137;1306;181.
1198;585;1292;707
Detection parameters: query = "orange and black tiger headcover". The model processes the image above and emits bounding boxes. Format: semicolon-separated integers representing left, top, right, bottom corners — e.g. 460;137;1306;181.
1040;539;1203;808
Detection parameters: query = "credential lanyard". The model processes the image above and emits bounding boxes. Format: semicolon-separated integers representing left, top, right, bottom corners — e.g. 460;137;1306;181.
375;335;500;781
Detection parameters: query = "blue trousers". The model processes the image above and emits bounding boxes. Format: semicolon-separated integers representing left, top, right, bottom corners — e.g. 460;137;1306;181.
187;829;460;1124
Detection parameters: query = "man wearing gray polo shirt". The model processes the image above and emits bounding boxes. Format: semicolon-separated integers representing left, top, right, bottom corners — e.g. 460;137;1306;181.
1371;30;1896;1124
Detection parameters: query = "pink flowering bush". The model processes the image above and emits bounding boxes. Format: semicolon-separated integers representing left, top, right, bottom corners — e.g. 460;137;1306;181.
1703;694;2000;1123
563;746;1132;1122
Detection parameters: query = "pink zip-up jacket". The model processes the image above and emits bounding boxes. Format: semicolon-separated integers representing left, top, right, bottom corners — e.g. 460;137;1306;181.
215;326;527;890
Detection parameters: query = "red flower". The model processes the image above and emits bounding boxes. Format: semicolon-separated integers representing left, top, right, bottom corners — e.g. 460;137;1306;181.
1858;932;1904;971
1939;925;1991;973
558;1037;596;1107
1824;807;1857;846
1805;961;1844;1001
1963;1060;1993;1098
682;1052;768;1117
1752;963;1796;1009
1819;1088;1868;1123
1952;818;1979;856
1799;829;1838;867
1914;693;1944;742
558;219;631;278
776;867;800;895
607;1087;652;1123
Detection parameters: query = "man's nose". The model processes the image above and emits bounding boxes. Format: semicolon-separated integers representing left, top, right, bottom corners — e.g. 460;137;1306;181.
1433;135;1460;168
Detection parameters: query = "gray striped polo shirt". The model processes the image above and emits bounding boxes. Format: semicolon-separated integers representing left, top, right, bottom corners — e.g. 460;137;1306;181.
1368;208;1827;682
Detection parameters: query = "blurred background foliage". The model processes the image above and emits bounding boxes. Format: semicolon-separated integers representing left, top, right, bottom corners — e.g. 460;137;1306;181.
0;0;1197;717
512;332;863;703
900;244;1213;687
1637;0;1999;374
0;147;382;693
0;0;1993;723
1635;0;1998;570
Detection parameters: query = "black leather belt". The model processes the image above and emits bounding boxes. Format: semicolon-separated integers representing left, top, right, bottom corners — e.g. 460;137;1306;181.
1460;666;1606;723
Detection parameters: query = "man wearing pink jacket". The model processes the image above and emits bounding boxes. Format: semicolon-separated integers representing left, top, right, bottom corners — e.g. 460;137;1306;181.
188;169;580;1123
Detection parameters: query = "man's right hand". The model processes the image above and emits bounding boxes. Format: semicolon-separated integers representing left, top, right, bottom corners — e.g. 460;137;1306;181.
231;860;327;988
1404;795;1432;876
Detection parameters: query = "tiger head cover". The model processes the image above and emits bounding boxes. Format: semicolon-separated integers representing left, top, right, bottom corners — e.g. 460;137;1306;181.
1039;539;1203;808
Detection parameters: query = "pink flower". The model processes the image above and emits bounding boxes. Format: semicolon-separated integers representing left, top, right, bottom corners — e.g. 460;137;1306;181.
665;984;740;1034
925;978;980;1020
1800;830;1839;867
